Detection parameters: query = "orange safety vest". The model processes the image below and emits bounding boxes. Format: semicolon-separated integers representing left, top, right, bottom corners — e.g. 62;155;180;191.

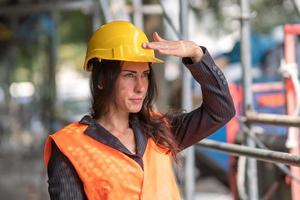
44;122;181;200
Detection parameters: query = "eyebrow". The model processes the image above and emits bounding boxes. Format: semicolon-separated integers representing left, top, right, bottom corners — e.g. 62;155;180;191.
122;69;150;73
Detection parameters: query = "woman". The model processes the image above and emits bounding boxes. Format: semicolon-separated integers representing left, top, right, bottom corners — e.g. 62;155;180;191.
44;21;235;200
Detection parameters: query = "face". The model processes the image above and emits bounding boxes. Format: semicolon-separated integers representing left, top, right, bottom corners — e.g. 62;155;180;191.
111;61;150;114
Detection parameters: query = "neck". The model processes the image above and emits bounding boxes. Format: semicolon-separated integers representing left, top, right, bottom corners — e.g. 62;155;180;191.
98;110;130;133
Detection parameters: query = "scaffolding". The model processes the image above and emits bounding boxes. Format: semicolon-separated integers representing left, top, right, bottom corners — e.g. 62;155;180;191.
193;1;300;200
197;139;300;167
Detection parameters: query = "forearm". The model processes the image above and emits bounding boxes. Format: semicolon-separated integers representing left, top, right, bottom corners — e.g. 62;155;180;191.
170;46;235;150
184;46;235;122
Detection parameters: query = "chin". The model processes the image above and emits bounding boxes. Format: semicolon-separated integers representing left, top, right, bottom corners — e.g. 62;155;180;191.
129;109;142;113
128;106;143;113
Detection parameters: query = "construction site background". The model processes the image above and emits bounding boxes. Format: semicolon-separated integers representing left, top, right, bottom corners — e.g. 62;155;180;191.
1;0;300;199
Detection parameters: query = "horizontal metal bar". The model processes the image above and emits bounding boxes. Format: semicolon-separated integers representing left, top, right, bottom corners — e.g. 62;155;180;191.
0;1;96;16
241;112;300;127
127;4;163;15
197;139;300;167
0;2;163;17
141;5;162;14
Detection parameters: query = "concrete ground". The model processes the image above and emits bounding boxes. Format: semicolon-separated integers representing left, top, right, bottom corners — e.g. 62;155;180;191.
194;177;232;200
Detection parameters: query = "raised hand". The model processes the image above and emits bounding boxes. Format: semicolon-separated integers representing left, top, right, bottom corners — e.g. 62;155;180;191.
142;32;204;63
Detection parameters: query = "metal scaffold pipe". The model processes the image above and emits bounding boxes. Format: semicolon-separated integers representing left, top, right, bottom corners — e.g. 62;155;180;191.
242;112;300;127
240;0;259;199
0;1;96;16
133;0;143;30
99;0;112;23
284;24;300;200
197;139;300;167
179;0;194;200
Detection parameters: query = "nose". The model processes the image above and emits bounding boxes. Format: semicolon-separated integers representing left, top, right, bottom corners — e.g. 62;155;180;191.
134;76;147;93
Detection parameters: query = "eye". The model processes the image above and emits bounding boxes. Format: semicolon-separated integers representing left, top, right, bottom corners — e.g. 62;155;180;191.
142;71;150;78
124;73;135;78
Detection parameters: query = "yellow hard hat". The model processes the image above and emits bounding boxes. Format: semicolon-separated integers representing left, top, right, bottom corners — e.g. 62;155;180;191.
83;20;163;71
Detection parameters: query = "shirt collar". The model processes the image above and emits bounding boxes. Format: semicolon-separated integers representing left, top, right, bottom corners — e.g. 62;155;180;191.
79;115;147;157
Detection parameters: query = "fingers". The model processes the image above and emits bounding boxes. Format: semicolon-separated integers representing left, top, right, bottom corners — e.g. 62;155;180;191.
142;40;186;57
142;34;193;58
142;42;149;49
142;38;201;59
142;41;168;50
156;48;183;57
142;32;166;49
152;32;166;42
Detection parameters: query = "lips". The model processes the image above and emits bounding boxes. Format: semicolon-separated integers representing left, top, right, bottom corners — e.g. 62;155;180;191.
129;98;143;104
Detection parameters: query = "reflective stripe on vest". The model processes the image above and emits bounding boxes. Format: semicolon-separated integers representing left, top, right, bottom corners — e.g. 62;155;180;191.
44;122;180;200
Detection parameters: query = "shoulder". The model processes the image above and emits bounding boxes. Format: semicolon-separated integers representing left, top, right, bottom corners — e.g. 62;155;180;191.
51;122;88;138
44;122;88;166
44;122;88;160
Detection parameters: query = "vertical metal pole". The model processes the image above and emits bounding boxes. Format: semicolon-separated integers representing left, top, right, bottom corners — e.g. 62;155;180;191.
133;0;143;30
99;0;111;22
240;0;259;199
179;0;194;199
48;12;58;133
284;27;300;200
92;3;101;31
6;17;17;116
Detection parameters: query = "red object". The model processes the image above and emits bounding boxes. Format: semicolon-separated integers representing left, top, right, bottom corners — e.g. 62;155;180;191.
284;24;300;200
257;94;285;107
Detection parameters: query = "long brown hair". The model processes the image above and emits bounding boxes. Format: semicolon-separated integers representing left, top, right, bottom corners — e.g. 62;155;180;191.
88;58;179;156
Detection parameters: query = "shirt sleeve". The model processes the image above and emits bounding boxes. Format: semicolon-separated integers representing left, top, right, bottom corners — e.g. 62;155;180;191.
168;46;235;151
47;141;88;200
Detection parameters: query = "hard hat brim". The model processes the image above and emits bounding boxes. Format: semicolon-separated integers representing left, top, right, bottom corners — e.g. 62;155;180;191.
84;56;164;71
150;57;164;64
